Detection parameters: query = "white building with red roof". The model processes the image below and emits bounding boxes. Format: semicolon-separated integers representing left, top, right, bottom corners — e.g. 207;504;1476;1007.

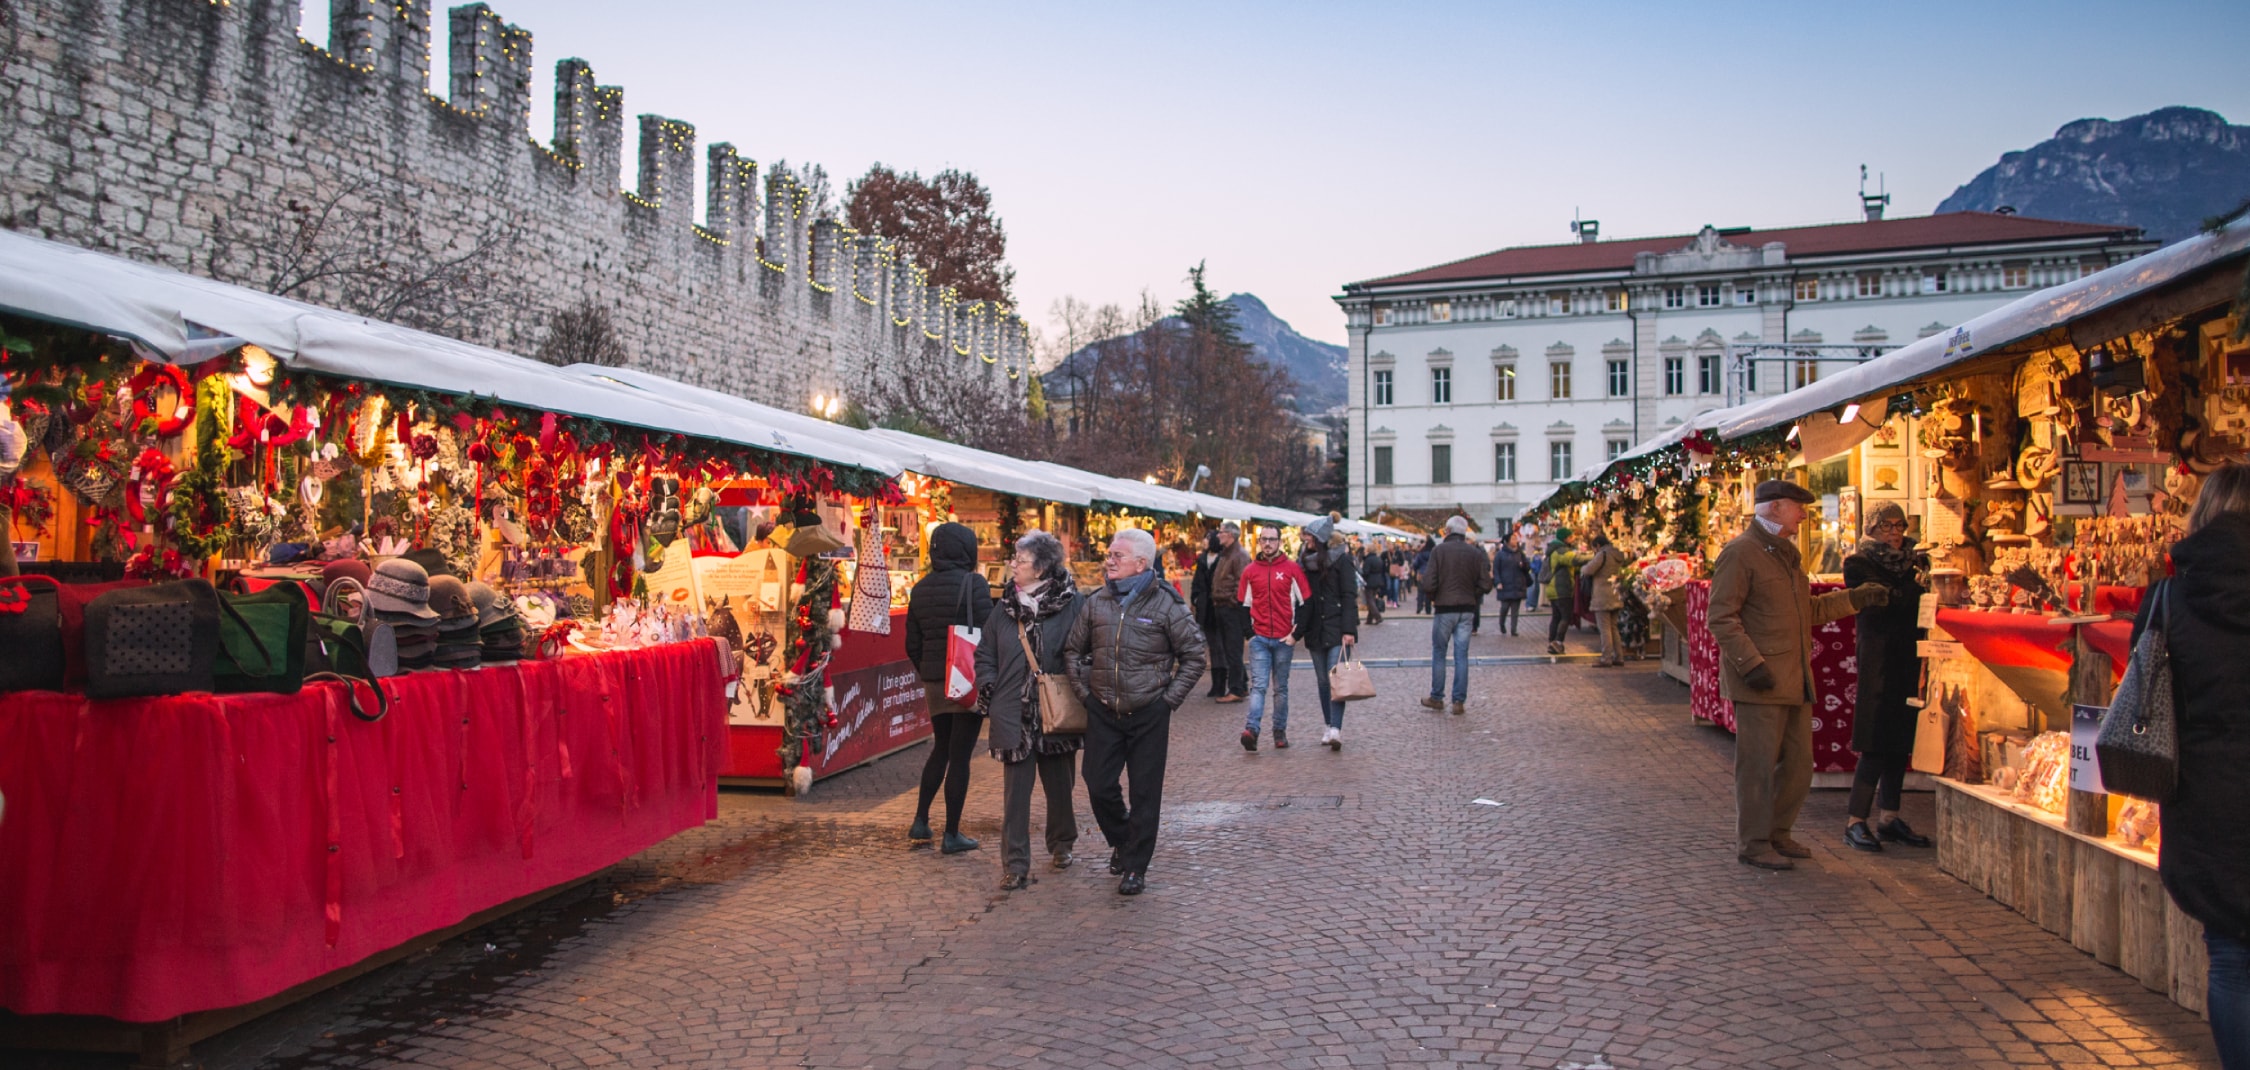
1333;210;2153;531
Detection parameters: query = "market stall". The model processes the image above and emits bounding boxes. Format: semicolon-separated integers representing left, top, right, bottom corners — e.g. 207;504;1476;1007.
1563;216;2250;1014
0;229;920;1052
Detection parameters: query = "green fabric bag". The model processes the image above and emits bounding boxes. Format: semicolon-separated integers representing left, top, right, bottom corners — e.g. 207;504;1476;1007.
215;582;308;694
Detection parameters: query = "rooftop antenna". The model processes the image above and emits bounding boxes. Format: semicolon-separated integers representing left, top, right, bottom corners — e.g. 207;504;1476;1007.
1569;209;1599;244
1859;165;1891;222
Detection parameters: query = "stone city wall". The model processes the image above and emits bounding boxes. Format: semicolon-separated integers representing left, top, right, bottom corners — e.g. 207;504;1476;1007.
0;0;1026;410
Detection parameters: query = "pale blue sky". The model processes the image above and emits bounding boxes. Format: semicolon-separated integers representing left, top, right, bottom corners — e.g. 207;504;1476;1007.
306;1;2250;348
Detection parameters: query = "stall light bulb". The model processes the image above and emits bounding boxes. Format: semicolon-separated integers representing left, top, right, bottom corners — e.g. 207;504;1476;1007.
1786;425;1801;443
1840;403;1860;424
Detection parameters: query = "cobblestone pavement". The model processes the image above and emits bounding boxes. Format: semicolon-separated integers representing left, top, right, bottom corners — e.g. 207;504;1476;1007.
152;610;2224;1069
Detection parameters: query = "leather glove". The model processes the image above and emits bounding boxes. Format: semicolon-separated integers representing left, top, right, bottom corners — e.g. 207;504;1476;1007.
1743;663;1777;692
1849;582;1891;609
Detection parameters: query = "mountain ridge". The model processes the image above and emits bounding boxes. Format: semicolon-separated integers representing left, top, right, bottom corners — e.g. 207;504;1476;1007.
1046;293;1348;415
1935;106;2250;243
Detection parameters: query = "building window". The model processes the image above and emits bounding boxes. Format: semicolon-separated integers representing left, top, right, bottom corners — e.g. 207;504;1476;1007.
1794;358;1819;389
1372;446;1393;486
1607;359;1629;398
1697;284;1723;308
1606;290;1628;312
1549;361;1572;399
1494;442;1516;483
1794;278;1819;301
1664;356;1685;395
1921;271;1949;294
1735;286;1757;306
1495;363;1516;401
1430;367;1451;404
1549;293;1569;315
1607;439;1628;462
1856;273;1883;298
1549;441;1573;480
1372;369;1393;406
1699;353;1721;395
2081;261;2103;278
1664;287;1685;309
1373;307;1391;326
1499;299;1517;318
1430;299;1451;323
1430;444;1452;485
2002;263;2029;288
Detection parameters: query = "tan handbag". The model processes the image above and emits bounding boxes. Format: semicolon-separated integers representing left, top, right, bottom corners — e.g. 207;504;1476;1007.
1327;647;1377;702
1017;621;1087;736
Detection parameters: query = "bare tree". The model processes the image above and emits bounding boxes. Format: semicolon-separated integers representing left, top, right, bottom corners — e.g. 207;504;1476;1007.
216;176;528;341
768;160;837;224
535;299;629;368
863;337;1037;456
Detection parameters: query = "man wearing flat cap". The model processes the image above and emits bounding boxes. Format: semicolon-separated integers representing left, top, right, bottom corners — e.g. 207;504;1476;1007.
1708;479;1891;870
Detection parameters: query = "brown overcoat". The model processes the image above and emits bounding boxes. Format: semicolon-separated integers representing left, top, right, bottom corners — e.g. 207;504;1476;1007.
1706;521;1859;703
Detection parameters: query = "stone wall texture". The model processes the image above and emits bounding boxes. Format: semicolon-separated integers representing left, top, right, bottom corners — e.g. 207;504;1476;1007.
0;0;1027;410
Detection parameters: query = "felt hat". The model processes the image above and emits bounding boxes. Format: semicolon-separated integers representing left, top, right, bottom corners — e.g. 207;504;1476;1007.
403;547;454;578
426;574;477;623
365;558;440;620
467;580;517;629
1753;480;1816;504
320;558;372;596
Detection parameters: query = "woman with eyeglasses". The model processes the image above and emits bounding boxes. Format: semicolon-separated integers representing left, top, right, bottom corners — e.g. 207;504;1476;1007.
1840;501;1931;852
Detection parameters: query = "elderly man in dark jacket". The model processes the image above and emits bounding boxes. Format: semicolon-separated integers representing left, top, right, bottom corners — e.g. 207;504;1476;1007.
1419;516;1494;715
1708;481;1888;870
1066;526;1209;896
1208;522;1252;702
902;522;994;854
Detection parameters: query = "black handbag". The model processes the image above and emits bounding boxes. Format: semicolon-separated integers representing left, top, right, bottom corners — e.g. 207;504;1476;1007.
216;582;309;693
0;575;66;691
2096;580;2178;802
83;579;222;699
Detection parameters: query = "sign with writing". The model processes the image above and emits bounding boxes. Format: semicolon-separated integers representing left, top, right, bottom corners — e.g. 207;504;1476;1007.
1916;639;1966;659
2070;703;2107;794
813;659;932;776
1916;593;1938;629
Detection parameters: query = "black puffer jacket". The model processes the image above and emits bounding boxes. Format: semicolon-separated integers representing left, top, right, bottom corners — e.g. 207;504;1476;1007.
1294;545;1359;649
902;522;991;685
1065;571;1209;714
2135;512;2250;943
1493;547;1532;600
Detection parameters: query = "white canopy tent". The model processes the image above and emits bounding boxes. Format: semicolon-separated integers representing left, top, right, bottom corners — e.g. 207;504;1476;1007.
0;228;906;480
1714;218;2250;440
862;428;1095;506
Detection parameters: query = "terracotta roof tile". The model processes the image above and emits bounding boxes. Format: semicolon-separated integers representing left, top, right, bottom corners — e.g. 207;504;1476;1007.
1350;212;2142;289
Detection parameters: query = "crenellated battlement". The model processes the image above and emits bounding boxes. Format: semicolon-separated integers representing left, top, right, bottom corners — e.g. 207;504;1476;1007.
0;0;1027;411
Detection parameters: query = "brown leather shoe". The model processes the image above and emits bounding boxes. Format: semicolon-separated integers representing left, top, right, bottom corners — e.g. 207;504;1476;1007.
1419;696;1445;711
1769;834;1813;859
1215;694;1244;704
1449;702;1465;716
1738;843;1796;870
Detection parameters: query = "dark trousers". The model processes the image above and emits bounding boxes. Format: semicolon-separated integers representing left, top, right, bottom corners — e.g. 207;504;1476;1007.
2208;929;2250;1070
1547;600;1571;645
1847;751;1911;820
1001;751;1078;876
916;698;984;835
1497;597;1522;634
1083;696;1171;875
1360;583;1384;623
1202;622;1229;694
1214;605;1250;696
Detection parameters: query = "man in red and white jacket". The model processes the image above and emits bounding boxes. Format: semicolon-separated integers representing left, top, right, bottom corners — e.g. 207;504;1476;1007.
1237;525;1310;752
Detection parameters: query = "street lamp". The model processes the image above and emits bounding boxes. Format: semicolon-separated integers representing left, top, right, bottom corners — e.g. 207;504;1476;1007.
1186;464;1212;494
1230;476;1253;500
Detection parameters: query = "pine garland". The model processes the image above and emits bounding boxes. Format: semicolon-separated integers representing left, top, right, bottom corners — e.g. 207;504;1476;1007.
777;556;839;772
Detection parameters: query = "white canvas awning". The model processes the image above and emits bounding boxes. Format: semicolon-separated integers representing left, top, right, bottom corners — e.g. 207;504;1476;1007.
0;228;902;479
1715;219;2250;440
861;428;1095;506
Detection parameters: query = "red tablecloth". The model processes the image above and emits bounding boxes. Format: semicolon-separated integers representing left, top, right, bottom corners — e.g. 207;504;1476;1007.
1684;580;1860;774
0;641;724;1022
1930;607;2133;724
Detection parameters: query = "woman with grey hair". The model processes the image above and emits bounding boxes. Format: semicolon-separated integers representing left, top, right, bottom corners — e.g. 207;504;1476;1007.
974;530;1086;890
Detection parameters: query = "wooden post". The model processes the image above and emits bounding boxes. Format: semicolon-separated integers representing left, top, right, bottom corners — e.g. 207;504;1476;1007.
2065;626;2114;837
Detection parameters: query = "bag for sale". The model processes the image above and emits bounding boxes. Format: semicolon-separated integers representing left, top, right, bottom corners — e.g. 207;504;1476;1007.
848;525;893;635
83;578;222;699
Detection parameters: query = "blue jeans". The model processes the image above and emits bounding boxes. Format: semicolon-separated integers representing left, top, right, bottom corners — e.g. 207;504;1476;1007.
2212;929;2250;1070
1306;644;1346;729
1429;611;1473;703
1244;635;1294;736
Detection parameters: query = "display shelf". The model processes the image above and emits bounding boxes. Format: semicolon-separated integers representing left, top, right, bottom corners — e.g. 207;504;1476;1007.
1935;778;2207;1016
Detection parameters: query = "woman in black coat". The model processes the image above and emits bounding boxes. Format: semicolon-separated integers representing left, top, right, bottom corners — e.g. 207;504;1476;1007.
973;530;1086;890
901;521;993;853
2137;463;2250;1069
1840;501;1930;852
1294;516;1360;751
1189;531;1225;696
1492;540;1532;636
